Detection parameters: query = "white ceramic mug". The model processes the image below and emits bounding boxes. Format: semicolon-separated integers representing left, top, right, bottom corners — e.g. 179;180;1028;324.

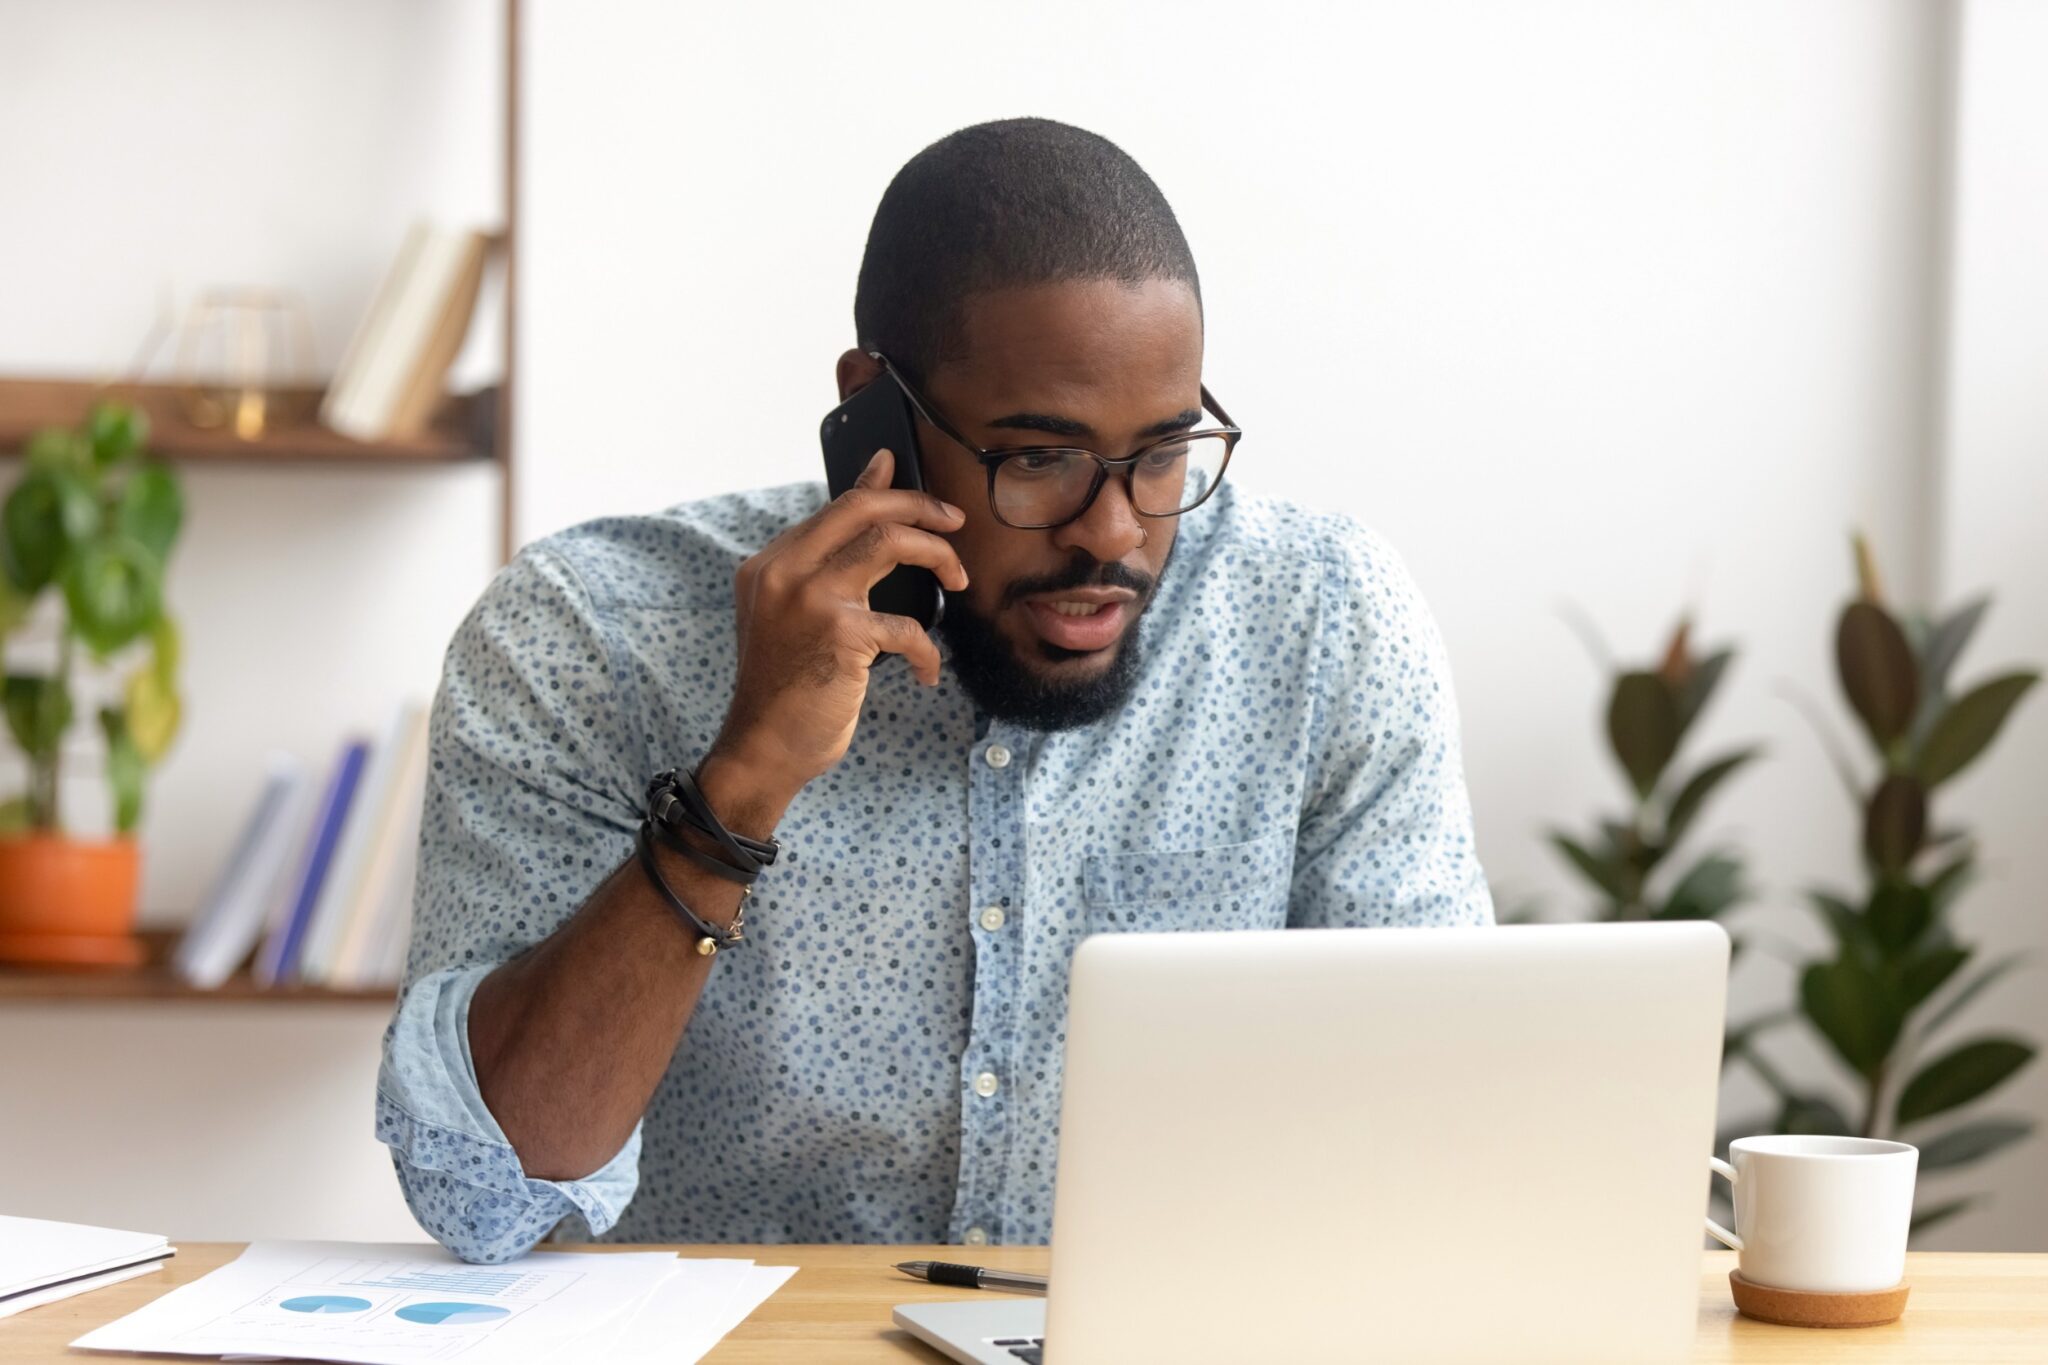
1705;1134;1919;1292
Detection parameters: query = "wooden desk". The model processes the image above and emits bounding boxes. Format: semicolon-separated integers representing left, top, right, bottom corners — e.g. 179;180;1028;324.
4;1245;2042;1362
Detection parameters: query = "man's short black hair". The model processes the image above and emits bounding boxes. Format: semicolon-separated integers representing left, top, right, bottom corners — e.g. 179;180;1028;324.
854;118;1200;382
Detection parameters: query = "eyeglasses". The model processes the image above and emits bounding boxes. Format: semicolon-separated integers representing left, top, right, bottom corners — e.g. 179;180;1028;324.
871;351;1241;531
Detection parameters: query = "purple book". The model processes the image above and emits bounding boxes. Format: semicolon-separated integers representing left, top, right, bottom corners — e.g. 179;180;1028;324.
255;739;370;987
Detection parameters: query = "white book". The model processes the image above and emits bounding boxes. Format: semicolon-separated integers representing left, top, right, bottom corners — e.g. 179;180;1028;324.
171;761;289;982
173;754;309;989
0;1215;171;1320
329;704;430;988
321;222;428;435
298;702;423;986
366;766;427;989
331;225;467;440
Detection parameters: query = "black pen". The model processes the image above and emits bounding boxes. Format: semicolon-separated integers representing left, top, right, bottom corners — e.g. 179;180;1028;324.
894;1260;1048;1294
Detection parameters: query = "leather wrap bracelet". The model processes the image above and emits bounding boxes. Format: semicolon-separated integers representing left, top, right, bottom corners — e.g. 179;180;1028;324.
637;766;782;955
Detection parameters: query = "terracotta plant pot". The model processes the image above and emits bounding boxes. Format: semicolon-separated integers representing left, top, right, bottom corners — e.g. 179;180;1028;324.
0;834;145;967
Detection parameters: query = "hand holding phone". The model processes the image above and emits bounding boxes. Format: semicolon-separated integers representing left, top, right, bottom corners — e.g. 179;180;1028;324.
820;376;946;630
709;448;970;806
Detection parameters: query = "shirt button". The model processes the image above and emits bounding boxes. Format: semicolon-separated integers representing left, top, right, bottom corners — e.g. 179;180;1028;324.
984;743;1012;769
973;1071;1000;1098
963;1226;989;1246
978;906;1007;932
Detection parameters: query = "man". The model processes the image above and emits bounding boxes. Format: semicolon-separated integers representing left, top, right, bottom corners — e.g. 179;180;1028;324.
377;118;1492;1265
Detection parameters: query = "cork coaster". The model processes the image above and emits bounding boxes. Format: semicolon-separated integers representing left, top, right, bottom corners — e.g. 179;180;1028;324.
1729;1270;1910;1328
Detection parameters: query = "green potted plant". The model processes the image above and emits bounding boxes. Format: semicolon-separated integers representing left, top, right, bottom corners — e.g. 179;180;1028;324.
1733;537;2039;1236
0;401;185;966
1549;614;1762;926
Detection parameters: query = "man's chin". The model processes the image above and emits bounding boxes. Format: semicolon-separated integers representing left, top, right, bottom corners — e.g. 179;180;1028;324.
938;603;1147;733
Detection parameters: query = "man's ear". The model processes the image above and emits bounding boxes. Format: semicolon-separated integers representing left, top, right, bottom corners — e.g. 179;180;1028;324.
835;348;884;402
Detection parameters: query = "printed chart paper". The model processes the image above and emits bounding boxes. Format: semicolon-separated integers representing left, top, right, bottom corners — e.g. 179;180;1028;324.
71;1241;681;1364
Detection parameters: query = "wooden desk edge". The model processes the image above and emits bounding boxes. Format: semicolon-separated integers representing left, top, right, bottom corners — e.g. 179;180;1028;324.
4;1246;2043;1363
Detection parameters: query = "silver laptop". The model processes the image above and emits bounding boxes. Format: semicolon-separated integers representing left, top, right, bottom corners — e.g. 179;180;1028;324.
895;921;1728;1364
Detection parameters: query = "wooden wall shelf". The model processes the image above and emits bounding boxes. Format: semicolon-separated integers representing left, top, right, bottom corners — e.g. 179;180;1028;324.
0;377;490;468
0;931;397;1004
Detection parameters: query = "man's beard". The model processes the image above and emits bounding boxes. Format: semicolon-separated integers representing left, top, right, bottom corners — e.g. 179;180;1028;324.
936;544;1169;733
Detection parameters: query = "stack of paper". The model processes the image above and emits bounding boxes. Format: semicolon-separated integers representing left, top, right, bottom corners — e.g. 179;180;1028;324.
70;1241;793;1364
0;1216;173;1320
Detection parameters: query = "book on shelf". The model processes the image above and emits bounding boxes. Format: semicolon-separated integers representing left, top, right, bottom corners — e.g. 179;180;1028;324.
181;700;432;991
169;753;311;990
251;738;370;987
320;221;493;443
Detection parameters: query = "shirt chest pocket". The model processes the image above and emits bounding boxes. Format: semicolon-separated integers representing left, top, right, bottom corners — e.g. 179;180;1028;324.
1082;828;1294;932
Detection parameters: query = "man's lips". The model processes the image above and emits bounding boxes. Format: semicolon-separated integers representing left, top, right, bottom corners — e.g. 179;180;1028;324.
1021;589;1136;652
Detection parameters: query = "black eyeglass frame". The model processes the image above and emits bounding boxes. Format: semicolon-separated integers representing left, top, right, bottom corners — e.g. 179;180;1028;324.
869;351;1242;531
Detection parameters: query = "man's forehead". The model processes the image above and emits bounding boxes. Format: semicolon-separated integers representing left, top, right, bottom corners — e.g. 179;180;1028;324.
934;277;1203;429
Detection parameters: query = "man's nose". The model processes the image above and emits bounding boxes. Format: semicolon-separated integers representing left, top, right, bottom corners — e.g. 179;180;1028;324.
1050;469;1147;566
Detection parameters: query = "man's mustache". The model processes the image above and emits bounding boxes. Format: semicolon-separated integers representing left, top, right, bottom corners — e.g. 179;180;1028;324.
999;554;1156;610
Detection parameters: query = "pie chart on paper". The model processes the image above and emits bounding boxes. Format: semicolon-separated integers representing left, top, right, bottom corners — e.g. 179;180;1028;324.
280;1295;372;1314
395;1302;511;1326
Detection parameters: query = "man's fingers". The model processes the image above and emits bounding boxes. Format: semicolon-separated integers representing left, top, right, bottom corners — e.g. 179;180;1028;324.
862;610;944;686
856;447;894;490
823;522;969;593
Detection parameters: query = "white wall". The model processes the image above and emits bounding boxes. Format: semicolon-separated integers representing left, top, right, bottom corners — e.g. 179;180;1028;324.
2;0;2042;1252
518;0;2042;1250
1927;0;2048;1259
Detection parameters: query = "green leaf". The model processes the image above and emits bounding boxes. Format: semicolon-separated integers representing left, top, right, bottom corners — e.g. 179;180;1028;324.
1777;1093;1855;1136
1837;600;1920;747
1925;855;1975;914
1802;956;1902;1079
1867;879;1932;953
1662;747;1761;848
1902;945;1970;1011
1914;673;2039;790
1806;890;1876;965
123;665;181;763
1863;773;1926;875
61;534;161;658
1608;671;1681;797
1656;852;1745;921
98;707;145;833
0;793;30;834
23;426;89;474
1920;596;1990;700
88;401;149;469
1916;1118;2033;1172
1896;1037;2036;1126
2;467;99;593
1921;953;2030;1040
0;569;29;638
3;672;74;759
1675;647;1735;737
1910;1197;1976;1239
1549;831;1627;903
114;462;182;562
149;611;181;687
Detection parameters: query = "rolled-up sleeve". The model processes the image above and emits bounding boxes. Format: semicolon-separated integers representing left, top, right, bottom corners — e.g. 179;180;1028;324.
376;544;649;1262
1288;523;1494;930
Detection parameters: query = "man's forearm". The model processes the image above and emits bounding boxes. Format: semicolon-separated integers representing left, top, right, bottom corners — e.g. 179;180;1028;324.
465;754;791;1181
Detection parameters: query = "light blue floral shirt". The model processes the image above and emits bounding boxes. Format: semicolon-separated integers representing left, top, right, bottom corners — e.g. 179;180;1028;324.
376;481;1492;1263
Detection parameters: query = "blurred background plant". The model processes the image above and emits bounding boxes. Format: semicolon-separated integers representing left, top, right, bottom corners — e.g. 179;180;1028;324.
0;401;185;837
1732;536;2040;1237
1548;614;1762;928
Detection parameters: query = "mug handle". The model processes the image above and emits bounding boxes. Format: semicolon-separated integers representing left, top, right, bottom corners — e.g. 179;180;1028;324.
1705;1156;1744;1251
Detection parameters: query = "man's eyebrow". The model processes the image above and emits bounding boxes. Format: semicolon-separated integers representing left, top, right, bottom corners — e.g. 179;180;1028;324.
985;408;1204;442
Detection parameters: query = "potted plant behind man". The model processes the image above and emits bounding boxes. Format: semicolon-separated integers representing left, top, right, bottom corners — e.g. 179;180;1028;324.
0;402;184;966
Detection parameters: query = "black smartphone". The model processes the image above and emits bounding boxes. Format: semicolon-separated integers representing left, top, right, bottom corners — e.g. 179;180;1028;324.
819;377;945;630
